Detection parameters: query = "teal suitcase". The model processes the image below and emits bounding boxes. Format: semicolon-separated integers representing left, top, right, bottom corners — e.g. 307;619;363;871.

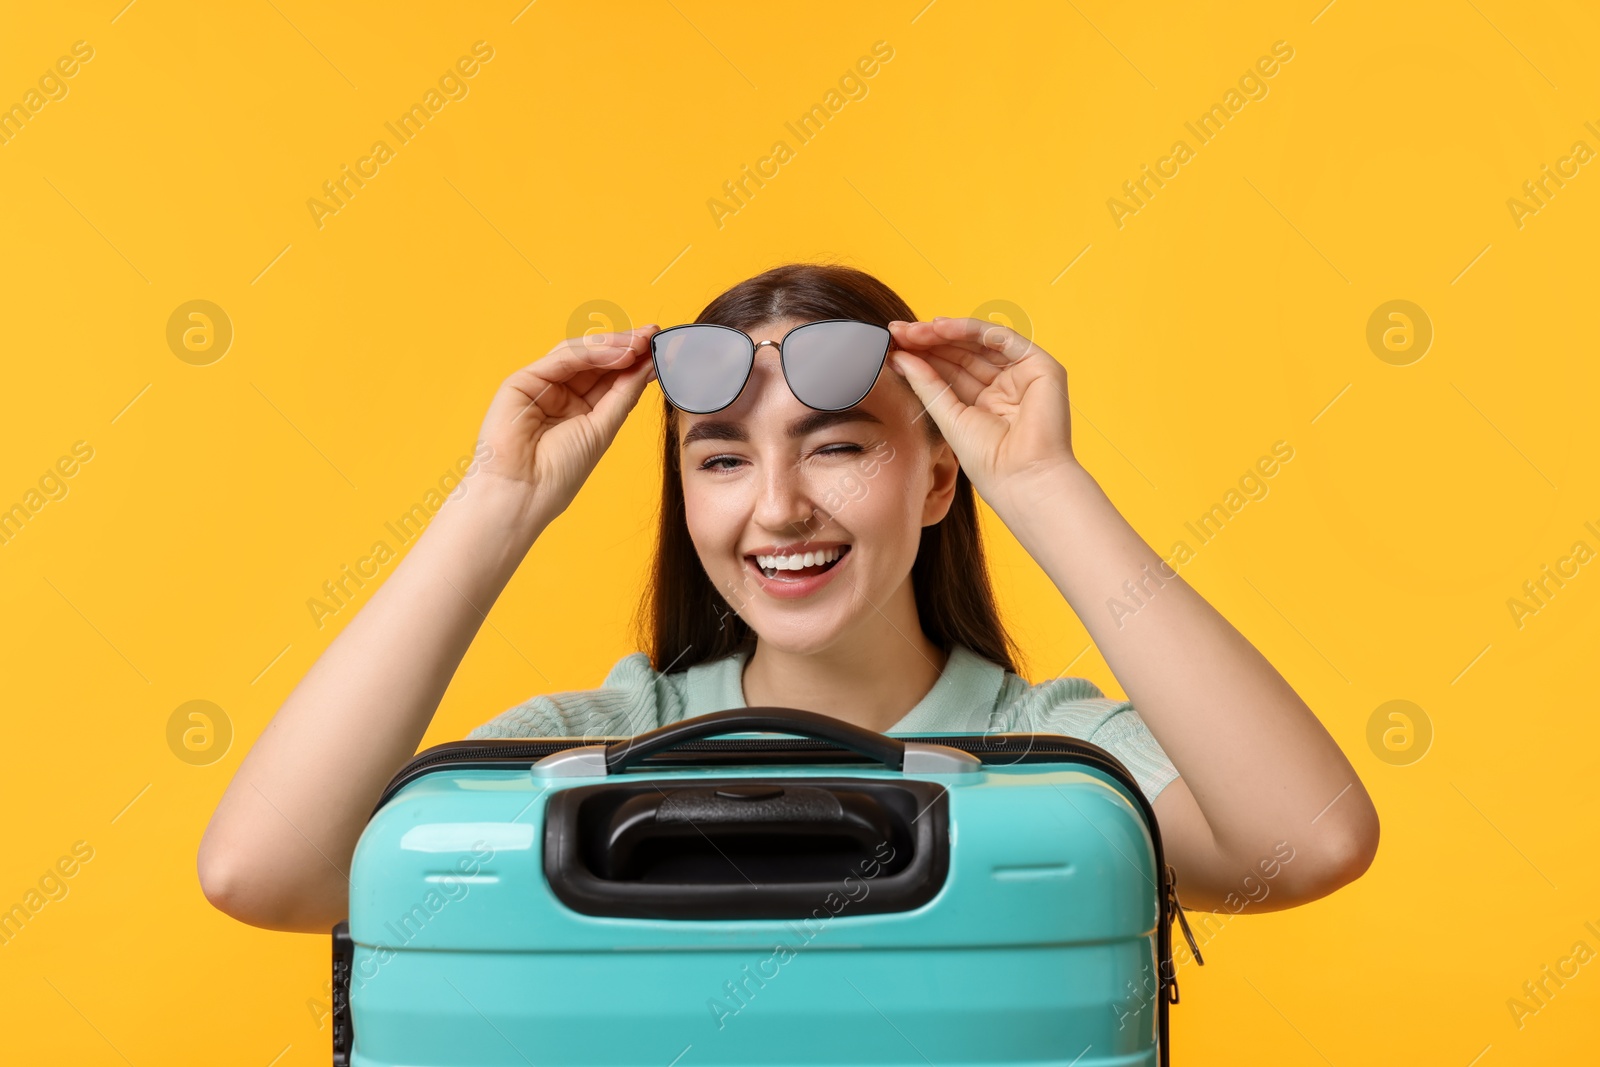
333;708;1203;1066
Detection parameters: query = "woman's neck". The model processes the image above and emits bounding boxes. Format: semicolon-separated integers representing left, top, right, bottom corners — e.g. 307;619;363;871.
740;624;949;734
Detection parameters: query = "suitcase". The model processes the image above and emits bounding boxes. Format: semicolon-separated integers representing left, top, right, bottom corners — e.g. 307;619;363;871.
332;707;1203;1066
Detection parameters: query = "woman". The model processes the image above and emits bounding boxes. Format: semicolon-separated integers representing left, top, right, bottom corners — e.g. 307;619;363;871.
198;262;1378;933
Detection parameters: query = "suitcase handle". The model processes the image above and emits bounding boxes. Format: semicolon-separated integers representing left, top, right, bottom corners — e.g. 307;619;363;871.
543;775;952;918
594;784;900;880
608;707;901;771
603;707;978;774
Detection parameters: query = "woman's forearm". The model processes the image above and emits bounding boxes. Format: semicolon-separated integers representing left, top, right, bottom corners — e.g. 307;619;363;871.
198;473;550;932
993;462;1378;878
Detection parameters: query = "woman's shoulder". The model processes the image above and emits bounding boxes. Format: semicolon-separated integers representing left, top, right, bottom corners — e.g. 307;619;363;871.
993;663;1159;743
464;651;691;740
990;662;1180;804
994;669;1116;723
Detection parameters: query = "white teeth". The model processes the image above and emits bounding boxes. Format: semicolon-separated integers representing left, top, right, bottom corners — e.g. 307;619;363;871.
754;545;846;571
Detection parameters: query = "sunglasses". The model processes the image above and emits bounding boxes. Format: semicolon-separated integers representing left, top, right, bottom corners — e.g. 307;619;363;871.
649;318;892;415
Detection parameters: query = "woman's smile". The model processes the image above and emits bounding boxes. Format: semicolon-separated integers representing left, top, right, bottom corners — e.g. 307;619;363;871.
744;542;853;598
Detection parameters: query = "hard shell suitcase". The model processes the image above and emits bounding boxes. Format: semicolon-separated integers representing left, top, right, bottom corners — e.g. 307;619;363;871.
333;708;1202;1066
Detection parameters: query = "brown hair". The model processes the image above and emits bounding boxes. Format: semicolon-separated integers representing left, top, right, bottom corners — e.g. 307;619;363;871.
633;262;1024;677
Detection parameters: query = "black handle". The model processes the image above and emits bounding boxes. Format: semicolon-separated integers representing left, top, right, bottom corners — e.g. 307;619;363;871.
597;785;899;880
604;707;907;773
544;776;951;919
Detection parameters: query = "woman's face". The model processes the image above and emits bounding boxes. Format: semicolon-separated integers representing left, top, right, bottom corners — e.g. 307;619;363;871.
676;317;960;655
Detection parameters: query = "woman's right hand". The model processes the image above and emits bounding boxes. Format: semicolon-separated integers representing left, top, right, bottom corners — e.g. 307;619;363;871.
473;325;661;521
198;325;663;933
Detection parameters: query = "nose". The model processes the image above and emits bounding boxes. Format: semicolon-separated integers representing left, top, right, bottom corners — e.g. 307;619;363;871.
750;451;820;535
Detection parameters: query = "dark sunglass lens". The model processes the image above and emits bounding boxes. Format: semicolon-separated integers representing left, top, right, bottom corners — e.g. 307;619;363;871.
781;321;891;410
651;326;752;413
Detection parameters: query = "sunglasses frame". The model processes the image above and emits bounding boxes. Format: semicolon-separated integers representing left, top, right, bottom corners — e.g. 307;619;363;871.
649;317;893;415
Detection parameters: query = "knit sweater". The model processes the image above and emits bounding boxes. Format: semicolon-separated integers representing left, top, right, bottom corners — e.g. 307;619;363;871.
467;642;1181;803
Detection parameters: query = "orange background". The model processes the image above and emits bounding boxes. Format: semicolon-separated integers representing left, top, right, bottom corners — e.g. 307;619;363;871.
1;1;1596;1063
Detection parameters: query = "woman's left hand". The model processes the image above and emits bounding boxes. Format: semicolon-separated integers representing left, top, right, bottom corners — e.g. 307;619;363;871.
887;317;1080;508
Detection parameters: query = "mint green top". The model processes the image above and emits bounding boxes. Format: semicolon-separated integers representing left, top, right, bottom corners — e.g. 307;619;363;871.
467;642;1180;803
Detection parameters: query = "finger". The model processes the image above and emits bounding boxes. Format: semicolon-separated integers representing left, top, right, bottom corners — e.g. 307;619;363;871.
894;342;1004;394
505;357;621;421
890;321;1008;381
892;318;992;350
894;318;1030;370
577;345;653;409
936;316;1044;366
524;326;659;386
899;343;987;400
889;350;968;435
562;343;653;403
914;349;992;407
585;352;659;440
501;332;652;422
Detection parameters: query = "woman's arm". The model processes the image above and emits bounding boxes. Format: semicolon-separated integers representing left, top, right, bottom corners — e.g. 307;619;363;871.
995;461;1379;912
197;326;660;933
884;316;1378;913
196;479;549;932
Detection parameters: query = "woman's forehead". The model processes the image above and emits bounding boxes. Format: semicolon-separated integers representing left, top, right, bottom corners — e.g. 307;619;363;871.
749;316;809;339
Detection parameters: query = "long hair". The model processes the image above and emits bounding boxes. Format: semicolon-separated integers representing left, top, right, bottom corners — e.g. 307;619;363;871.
634;261;1023;677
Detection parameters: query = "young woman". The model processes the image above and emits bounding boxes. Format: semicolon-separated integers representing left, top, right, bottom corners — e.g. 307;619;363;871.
198;262;1378;933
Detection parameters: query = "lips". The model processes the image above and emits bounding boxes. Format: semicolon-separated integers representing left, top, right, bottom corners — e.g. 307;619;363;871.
743;544;853;600
748;544;851;580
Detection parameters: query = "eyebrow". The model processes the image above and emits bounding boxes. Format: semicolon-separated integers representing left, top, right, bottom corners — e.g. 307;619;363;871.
680;406;884;447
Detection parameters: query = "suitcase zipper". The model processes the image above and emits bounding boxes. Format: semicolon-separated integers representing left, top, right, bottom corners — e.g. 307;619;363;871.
1169;870;1203;967
1163;863;1204;1006
374;733;1134;810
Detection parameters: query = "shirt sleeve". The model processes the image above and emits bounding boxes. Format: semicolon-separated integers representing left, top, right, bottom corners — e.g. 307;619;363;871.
1001;674;1181;804
464;652;682;740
